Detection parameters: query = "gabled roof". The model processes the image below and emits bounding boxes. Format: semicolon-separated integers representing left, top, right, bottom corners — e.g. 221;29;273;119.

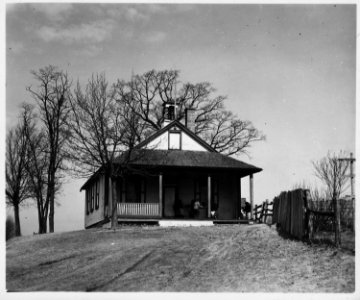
80;121;263;191
114;149;262;175
134;120;215;152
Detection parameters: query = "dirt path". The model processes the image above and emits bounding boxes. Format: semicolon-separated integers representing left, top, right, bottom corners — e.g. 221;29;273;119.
6;224;355;292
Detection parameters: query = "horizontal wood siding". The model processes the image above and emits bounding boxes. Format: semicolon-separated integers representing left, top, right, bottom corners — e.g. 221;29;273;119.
85;174;106;228
117;203;160;217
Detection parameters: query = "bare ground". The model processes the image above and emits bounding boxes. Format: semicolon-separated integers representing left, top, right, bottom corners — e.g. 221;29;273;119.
6;224;355;292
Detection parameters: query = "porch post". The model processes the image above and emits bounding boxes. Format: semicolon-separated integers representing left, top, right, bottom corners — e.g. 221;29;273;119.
108;178;113;218
207;175;211;218
249;174;254;220
159;173;163;217
238;177;242;219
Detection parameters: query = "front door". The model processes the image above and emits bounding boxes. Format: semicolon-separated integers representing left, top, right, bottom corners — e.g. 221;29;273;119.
164;186;176;217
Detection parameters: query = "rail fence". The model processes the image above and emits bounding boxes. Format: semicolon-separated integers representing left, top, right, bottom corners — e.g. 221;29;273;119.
253;200;273;224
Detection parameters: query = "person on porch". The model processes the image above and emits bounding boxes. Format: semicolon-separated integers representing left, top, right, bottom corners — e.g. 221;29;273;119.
192;199;202;219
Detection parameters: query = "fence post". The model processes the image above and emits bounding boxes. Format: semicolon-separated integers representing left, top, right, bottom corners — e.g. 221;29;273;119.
253;205;258;222
260;201;265;223
334;196;341;247
264;199;269;223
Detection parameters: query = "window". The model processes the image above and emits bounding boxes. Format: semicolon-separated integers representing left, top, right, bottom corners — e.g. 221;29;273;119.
86;189;90;215
91;184;94;212
169;132;181;149
95;180;100;209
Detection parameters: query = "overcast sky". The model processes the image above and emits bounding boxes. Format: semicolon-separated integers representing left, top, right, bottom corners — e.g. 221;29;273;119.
5;3;356;235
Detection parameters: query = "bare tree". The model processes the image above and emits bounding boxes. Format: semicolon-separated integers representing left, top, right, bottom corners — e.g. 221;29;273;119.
27;66;71;233
22;104;53;234
113;69;265;155
67;74;145;229
312;151;350;247
6;110;32;236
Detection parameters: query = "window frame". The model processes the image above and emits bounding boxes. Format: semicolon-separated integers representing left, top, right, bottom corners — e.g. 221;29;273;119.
95;179;100;210
168;128;181;150
91;184;94;212
86;189;90;215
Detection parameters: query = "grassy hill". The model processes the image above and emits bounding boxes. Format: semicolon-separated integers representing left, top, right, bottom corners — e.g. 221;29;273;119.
6;224;355;292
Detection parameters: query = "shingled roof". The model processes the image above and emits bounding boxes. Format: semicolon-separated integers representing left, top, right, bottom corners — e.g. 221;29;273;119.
114;149;262;174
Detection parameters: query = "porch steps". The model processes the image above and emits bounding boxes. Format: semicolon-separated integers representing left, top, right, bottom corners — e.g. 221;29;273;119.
159;220;214;227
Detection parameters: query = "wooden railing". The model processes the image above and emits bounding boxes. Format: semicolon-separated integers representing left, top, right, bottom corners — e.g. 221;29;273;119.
117;203;160;217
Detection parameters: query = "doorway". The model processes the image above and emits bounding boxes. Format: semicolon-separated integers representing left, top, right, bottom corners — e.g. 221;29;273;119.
163;186;176;217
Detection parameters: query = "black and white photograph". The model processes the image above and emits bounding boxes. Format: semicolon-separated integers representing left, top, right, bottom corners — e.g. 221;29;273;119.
4;1;357;296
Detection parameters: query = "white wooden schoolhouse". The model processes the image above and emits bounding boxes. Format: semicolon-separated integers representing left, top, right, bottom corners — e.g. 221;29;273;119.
81;101;262;228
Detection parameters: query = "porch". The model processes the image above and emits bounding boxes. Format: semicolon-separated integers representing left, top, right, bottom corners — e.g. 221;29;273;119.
115;216;251;226
112;169;257;221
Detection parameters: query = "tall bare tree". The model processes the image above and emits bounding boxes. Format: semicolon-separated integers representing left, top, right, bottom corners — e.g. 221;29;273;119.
113;69;265;155
6;110;32;236
27;65;71;233
313;151;350;247
22;104;55;234
67;74;145;229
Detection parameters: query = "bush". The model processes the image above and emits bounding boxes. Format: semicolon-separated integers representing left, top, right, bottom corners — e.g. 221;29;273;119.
6;216;15;241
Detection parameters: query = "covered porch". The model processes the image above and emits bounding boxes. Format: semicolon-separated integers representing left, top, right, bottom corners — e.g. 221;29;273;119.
112;168;258;221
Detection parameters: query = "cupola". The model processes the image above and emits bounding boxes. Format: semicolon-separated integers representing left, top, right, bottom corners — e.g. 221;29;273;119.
162;100;179;127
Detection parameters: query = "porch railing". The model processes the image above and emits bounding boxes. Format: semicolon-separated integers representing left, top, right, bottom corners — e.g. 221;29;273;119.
117;202;160;217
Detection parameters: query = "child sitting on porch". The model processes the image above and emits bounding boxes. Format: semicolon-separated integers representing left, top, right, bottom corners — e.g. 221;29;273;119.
192;199;202;218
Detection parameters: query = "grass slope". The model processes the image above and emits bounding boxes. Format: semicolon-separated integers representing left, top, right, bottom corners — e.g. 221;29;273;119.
6;224;354;292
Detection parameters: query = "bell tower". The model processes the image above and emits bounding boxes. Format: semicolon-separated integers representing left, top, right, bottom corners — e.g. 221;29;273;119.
162;100;179;127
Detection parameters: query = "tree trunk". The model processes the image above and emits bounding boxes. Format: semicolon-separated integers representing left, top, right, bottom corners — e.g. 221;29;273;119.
42;217;47;234
37;199;42;234
48;171;55;233
37;196;49;234
333;196;341;247
13;203;21;237
49;195;54;232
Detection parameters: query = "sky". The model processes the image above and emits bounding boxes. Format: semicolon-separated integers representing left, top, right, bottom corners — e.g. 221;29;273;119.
5;3;356;235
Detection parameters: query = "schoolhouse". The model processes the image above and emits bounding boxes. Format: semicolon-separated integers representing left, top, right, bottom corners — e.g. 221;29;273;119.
80;101;262;228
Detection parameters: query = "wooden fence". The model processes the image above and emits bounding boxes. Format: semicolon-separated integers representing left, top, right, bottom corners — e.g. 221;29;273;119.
272;189;355;241
272;189;309;240
253;200;273;224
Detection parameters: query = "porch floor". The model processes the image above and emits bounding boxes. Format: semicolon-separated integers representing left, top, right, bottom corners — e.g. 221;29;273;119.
117;218;250;226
